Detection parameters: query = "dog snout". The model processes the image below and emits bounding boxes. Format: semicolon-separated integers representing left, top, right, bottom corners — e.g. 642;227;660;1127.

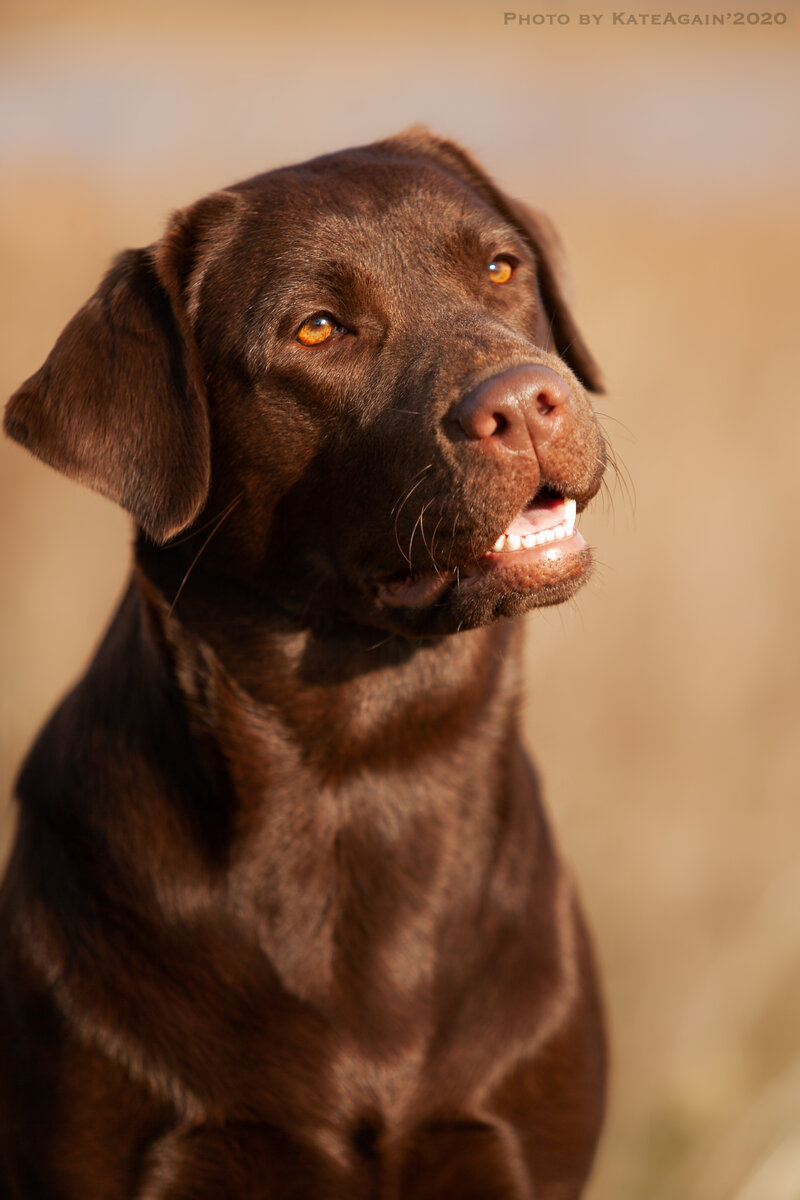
455;364;574;456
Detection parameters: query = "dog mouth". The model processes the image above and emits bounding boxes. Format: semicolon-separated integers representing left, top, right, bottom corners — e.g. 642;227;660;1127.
375;489;588;610
485;494;578;555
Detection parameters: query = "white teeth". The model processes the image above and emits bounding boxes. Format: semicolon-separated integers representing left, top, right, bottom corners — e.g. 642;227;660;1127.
487;497;579;555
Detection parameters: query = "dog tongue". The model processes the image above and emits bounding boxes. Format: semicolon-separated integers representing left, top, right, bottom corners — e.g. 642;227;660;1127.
505;496;566;537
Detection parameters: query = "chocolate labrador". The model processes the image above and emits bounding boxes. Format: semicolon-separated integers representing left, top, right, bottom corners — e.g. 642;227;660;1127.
1;129;608;1199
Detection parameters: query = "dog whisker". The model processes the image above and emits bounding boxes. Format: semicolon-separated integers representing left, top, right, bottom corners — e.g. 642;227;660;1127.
164;496;242;547
392;466;433;568
442;511;460;572
366;635;392;652
168;496;242;617
417;500;440;566
428;513;445;568
407;498;433;567
390;464;433;519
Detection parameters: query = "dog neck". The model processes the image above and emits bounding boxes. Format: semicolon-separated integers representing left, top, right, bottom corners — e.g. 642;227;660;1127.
124;554;529;1004
133;556;523;793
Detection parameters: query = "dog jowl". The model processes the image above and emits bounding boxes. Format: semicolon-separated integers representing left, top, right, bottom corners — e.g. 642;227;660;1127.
1;130;608;1199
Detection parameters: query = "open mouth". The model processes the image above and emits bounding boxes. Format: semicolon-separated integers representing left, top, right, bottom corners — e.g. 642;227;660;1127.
482;493;583;560
375;489;588;611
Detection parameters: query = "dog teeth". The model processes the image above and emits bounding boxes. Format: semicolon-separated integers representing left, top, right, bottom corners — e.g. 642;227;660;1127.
488;498;578;554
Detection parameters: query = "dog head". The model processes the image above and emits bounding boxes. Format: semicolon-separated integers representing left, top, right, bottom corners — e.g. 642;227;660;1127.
5;130;606;638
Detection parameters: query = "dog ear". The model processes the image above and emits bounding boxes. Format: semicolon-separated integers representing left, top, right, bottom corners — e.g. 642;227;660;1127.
4;208;220;544
503;198;605;395
383;128;604;393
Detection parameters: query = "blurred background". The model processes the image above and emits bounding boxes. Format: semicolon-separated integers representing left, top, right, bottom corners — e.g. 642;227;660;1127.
1;1;798;1196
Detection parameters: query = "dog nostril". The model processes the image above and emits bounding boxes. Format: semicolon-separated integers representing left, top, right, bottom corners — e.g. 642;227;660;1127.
456;364;570;449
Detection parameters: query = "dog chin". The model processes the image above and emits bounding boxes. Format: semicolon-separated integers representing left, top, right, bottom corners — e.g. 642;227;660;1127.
368;547;594;637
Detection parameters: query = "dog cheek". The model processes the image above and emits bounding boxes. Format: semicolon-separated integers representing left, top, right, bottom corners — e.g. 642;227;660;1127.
203;391;323;573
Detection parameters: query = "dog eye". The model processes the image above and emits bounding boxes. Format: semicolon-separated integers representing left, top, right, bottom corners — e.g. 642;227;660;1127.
488;258;514;285
296;314;340;346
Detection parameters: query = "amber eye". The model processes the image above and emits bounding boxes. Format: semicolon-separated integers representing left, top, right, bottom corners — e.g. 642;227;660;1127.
296;314;338;346
488;258;514;285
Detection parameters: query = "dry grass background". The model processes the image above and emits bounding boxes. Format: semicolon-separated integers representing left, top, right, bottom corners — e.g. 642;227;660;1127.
1;2;799;1197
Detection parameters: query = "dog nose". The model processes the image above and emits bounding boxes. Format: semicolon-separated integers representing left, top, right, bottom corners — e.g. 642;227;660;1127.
455;364;573;455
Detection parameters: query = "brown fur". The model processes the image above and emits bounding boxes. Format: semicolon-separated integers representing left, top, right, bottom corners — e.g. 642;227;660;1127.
1;130;607;1198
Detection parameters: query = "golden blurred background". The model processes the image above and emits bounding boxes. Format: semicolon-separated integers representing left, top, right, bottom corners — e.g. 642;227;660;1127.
1;2;798;1196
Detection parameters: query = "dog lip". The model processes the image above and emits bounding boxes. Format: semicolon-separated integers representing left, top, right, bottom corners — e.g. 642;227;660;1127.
455;533;592;601
374;569;455;609
476;526;587;573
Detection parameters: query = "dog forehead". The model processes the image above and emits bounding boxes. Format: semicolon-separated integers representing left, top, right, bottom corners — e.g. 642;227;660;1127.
230;154;513;267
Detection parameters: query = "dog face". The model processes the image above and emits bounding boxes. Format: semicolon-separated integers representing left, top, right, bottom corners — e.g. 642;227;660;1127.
5;130;606;638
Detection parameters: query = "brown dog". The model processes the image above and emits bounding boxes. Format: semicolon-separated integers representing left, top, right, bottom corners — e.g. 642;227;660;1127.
1;130;607;1199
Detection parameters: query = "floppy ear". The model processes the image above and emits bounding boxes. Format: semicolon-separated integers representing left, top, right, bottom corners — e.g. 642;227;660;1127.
504;198;605;394
383;128;604;393
4;227;211;543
